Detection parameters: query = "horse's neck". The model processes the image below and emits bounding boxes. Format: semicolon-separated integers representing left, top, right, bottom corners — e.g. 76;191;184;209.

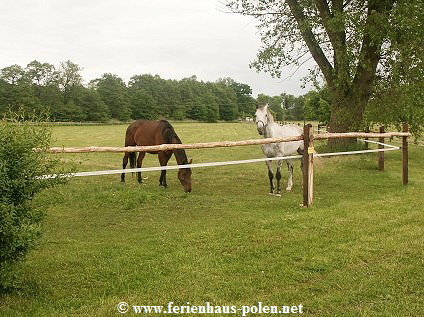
267;110;275;124
170;136;188;165
174;149;188;165
264;122;278;138
264;111;276;138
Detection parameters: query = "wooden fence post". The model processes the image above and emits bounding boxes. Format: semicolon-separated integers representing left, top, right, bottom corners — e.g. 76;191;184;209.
302;124;314;207
402;123;409;185
378;126;385;171
364;126;370;150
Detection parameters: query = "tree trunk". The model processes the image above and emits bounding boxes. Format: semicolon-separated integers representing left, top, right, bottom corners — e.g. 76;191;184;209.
282;1;393;151
327;86;368;149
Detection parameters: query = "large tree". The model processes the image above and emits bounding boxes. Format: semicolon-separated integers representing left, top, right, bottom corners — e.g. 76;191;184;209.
57;60;83;105
230;81;256;119
25;61;56;87
91;73;131;121
227;0;423;136
214;78;239;121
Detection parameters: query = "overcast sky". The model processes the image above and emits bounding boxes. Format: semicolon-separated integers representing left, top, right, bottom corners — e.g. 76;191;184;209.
0;0;314;97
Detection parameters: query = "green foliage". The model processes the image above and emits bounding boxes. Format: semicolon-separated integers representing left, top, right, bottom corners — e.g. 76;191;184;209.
257;93;308;122
76;89;110;122
304;86;331;124
257;94;287;121
228;0;424;135
230;81;256;118
129;88;159;120
57;60;83;105
281;93;304;121
58;100;86;122
366;0;424;136
92;73;131;122
214;79;239;121
268;96;285;121
0;114;66;290
1;61;257;123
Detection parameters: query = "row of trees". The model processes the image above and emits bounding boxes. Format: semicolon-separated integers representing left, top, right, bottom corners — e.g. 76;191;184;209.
0;60;328;124
0;61;257;123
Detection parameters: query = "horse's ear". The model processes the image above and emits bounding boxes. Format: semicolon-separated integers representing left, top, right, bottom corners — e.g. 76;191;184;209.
189;158;193;164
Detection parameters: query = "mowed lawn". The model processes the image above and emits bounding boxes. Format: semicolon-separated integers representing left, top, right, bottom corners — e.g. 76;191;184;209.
1;122;423;316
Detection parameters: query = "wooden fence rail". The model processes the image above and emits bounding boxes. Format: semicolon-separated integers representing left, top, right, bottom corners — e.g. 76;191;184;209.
45;132;409;153
43;126;410;207
313;132;410;140
45;136;304;153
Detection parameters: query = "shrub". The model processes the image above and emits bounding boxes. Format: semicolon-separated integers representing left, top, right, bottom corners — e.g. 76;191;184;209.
0;113;66;290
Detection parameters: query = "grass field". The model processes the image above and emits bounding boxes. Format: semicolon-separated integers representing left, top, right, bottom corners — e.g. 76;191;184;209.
1;122;423;316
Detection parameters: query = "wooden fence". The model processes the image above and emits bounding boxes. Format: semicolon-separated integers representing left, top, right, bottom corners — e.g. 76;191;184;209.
46;124;411;207
301;124;410;206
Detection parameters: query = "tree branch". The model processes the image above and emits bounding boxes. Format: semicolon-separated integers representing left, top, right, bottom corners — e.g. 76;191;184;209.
286;0;334;85
353;0;394;95
314;0;347;79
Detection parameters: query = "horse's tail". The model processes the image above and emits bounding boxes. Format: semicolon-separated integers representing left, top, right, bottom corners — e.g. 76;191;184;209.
129;152;136;169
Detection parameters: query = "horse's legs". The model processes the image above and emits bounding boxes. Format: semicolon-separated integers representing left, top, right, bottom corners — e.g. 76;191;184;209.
121;153;129;182
286;159;294;191
159;167;166;187
137;152;146;183
275;160;282;196
297;147;304;171
158;151;172;187
266;160;274;195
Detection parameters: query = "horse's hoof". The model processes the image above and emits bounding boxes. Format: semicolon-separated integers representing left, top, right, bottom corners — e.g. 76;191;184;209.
286;188;292;192
275;193;282;197
269;192;274;196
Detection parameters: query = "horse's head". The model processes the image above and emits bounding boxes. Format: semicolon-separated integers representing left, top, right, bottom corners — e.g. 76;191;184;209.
178;158;192;193
255;103;269;135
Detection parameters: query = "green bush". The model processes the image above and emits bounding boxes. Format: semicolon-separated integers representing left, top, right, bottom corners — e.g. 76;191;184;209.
0;114;66;290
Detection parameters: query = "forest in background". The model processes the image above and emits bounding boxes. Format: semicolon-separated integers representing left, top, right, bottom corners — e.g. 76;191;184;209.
0;60;328;123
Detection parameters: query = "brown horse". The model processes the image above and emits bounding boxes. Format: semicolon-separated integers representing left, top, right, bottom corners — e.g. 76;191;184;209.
121;120;192;193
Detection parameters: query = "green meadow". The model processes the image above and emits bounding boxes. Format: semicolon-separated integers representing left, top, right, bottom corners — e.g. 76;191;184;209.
1;122;423;316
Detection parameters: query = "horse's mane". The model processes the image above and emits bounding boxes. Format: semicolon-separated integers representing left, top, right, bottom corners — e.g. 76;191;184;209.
159;120;189;164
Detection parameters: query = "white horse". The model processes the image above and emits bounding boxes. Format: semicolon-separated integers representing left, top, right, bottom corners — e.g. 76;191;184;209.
255;103;304;196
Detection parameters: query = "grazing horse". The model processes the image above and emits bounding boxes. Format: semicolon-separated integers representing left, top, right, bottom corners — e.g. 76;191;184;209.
255;103;303;196
121;120;192;193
